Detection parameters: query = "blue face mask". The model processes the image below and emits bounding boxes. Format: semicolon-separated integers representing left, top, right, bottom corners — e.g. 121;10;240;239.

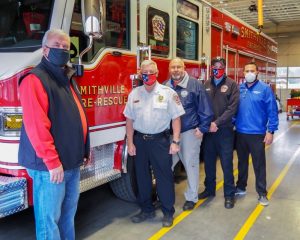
47;47;70;67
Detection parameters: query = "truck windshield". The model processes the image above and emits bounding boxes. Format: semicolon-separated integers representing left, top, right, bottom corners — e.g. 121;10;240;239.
0;0;53;52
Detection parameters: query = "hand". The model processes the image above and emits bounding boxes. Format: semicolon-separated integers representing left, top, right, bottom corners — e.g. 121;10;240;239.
209;122;218;132
128;143;136;156
194;128;203;139
264;132;274;145
169;143;180;154
49;164;64;184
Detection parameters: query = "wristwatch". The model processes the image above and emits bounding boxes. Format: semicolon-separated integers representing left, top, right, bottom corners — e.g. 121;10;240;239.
268;131;274;134
172;140;180;145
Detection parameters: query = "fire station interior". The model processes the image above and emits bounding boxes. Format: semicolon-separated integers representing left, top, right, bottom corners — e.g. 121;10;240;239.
1;0;300;239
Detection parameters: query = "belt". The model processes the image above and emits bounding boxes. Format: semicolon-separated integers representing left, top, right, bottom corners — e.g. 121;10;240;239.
134;130;170;140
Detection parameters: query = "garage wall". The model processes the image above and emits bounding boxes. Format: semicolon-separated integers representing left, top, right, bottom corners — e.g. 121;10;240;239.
275;34;300;111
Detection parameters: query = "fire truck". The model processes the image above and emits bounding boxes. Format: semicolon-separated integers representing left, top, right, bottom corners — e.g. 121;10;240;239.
0;0;277;218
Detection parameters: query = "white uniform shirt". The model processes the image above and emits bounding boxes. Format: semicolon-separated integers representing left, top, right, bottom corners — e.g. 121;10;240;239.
124;82;185;134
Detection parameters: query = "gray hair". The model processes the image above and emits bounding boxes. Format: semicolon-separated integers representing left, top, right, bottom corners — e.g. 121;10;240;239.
140;59;158;72
42;29;70;47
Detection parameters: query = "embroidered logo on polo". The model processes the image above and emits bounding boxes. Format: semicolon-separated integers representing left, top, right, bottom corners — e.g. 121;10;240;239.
253;91;261;94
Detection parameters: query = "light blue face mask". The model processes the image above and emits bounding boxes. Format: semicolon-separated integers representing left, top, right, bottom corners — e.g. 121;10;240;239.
47;47;70;67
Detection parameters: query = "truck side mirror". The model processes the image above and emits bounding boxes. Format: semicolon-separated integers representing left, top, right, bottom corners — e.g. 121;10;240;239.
74;0;105;76
81;0;105;39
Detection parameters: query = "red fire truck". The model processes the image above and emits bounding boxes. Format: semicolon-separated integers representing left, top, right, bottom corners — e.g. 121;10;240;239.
0;0;277;218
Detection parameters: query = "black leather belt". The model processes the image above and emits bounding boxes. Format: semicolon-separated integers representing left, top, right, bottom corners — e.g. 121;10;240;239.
134;130;170;140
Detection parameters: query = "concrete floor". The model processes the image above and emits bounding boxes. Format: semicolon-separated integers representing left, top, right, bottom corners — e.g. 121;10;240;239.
1;113;300;240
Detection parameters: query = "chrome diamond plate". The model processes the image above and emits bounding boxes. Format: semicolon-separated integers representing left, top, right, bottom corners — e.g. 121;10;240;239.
80;143;121;192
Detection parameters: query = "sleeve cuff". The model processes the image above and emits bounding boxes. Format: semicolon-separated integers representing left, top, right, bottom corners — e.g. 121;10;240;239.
44;158;62;170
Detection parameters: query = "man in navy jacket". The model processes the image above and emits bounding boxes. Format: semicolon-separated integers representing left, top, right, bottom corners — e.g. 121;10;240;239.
165;58;213;211
199;57;239;209
235;62;278;206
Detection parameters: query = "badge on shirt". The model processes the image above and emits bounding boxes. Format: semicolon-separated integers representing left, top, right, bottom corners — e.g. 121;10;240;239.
158;95;164;102
133;99;140;103
173;94;181;105
221;85;228;93
181;90;188;98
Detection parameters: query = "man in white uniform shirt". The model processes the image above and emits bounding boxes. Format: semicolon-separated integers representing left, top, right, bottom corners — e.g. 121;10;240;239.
123;59;185;227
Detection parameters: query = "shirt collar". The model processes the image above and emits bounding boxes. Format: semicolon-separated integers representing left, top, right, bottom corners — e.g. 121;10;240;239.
169;71;189;89
141;82;160;94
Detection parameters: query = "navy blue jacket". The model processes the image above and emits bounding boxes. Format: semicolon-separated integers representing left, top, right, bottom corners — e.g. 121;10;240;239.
165;73;213;133
18;58;90;171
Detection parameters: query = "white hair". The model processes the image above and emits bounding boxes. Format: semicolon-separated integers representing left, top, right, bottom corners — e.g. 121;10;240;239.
42;29;70;47
140;59;158;72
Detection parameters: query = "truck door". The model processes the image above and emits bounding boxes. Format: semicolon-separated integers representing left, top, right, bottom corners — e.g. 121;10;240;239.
138;0;172;81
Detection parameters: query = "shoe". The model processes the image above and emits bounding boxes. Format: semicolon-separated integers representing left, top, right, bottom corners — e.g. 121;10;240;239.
198;190;215;199
182;201;196;211
224;197;235;209
131;211;156;223
258;195;269;206
235;188;247;196
162;215;174;227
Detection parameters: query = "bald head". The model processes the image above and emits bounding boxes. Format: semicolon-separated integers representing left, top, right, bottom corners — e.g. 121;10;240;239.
169;58;185;81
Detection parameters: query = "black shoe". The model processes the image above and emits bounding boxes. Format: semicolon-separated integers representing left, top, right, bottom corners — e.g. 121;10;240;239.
131;211;156;223
224;197;235;209
182;201;196;211
198;190;215;199
162;215;174;227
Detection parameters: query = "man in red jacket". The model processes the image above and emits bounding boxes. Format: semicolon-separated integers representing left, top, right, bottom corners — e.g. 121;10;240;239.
18;29;90;240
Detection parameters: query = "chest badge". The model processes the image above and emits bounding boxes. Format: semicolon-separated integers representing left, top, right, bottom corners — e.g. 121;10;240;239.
221;85;228;93
158;95;164;102
181;90;188;98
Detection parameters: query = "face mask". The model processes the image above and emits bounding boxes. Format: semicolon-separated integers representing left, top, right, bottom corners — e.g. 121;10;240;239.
47;47;70;67
212;68;225;79
245;72;257;83
141;73;157;86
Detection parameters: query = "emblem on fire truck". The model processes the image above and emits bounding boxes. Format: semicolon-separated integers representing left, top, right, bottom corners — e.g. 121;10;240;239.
152;15;166;41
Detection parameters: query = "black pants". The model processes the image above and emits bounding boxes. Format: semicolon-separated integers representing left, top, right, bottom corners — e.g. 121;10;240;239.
134;134;175;216
203;128;235;197
236;132;267;196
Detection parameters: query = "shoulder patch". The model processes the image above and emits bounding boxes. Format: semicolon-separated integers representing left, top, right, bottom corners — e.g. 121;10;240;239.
173;93;181;105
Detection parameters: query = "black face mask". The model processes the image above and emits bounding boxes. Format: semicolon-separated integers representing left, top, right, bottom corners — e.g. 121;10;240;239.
47;47;70;67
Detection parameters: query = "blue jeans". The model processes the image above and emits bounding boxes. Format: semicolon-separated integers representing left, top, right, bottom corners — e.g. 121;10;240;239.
27;168;80;240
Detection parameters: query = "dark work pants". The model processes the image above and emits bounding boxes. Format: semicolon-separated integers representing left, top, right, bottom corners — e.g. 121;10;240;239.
134;134;175;216
203;128;235;197
236;133;267;196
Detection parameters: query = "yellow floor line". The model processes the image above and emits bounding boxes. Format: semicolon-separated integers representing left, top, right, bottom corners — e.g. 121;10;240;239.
148;123;296;240
149;166;241;240
234;146;300;240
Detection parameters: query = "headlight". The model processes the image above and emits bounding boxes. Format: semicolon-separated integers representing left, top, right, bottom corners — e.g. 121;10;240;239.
0;107;23;137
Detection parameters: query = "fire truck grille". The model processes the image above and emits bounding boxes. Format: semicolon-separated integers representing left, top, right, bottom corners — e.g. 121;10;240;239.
79;143;121;193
